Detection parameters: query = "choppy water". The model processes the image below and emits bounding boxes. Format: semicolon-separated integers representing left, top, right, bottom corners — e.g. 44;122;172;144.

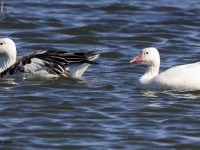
0;0;200;149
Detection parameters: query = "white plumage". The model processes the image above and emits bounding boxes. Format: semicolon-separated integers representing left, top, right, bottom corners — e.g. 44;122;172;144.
130;47;200;91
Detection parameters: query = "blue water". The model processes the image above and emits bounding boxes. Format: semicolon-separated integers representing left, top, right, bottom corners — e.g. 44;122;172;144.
0;0;200;149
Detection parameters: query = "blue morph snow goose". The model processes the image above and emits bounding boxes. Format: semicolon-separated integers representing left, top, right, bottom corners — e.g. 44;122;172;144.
0;38;100;79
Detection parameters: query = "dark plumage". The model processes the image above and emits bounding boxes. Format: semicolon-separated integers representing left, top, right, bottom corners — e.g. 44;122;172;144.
0;49;100;78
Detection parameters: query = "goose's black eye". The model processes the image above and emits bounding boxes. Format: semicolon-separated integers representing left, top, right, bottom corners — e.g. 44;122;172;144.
146;52;148;54
0;42;3;45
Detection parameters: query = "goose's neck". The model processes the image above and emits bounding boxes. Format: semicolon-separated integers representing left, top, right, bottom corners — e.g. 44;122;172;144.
146;65;159;77
0;53;16;72
139;65;160;84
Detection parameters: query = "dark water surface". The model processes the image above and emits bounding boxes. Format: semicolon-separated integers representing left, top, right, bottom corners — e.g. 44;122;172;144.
0;0;200;149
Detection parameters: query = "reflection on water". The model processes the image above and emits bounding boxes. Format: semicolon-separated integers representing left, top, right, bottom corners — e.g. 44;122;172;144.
0;0;200;149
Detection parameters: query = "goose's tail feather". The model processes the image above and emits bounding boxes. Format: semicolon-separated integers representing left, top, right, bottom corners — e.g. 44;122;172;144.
68;51;101;78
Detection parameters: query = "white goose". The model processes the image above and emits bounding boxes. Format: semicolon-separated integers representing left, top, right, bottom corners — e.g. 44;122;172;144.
130;47;200;91
0;38;100;79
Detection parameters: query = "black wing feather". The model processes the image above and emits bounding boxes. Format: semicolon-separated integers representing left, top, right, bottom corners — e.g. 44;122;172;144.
0;50;100;78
